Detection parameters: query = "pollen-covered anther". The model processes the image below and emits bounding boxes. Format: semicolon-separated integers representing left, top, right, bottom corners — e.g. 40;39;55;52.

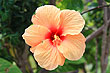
52;35;62;46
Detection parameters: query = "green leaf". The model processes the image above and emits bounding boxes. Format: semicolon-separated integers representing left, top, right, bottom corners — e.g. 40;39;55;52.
106;56;110;73
51;63;76;72
8;65;22;73
1;12;9;22
51;57;86;72
0;58;11;71
66;57;86;64
56;0;84;12
0;58;22;73
105;0;110;2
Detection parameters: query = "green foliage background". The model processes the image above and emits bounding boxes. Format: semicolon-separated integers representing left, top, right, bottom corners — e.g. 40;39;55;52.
0;0;110;73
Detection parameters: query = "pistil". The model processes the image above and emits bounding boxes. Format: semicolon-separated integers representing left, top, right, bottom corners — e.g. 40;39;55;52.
52;35;62;46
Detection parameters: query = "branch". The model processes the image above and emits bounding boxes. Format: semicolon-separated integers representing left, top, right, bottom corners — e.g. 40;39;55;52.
81;4;110;15
86;24;103;43
95;38;99;73
101;1;109;73
108;27;110;51
86;19;110;43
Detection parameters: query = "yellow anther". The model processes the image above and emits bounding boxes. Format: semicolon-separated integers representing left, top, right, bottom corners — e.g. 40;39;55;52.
54;35;60;40
52;35;62;46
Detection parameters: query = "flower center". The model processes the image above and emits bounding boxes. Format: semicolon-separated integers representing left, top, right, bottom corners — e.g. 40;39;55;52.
52;35;62;46
45;27;65;46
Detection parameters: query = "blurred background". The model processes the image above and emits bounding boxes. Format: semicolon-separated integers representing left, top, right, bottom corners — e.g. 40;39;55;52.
0;0;110;73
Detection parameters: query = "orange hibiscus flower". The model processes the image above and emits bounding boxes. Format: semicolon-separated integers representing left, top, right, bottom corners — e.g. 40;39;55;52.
22;5;86;70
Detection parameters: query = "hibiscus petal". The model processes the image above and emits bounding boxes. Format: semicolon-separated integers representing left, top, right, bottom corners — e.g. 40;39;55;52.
58;33;86;60
22;25;50;52
31;5;60;29
33;40;65;70
59;10;85;36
